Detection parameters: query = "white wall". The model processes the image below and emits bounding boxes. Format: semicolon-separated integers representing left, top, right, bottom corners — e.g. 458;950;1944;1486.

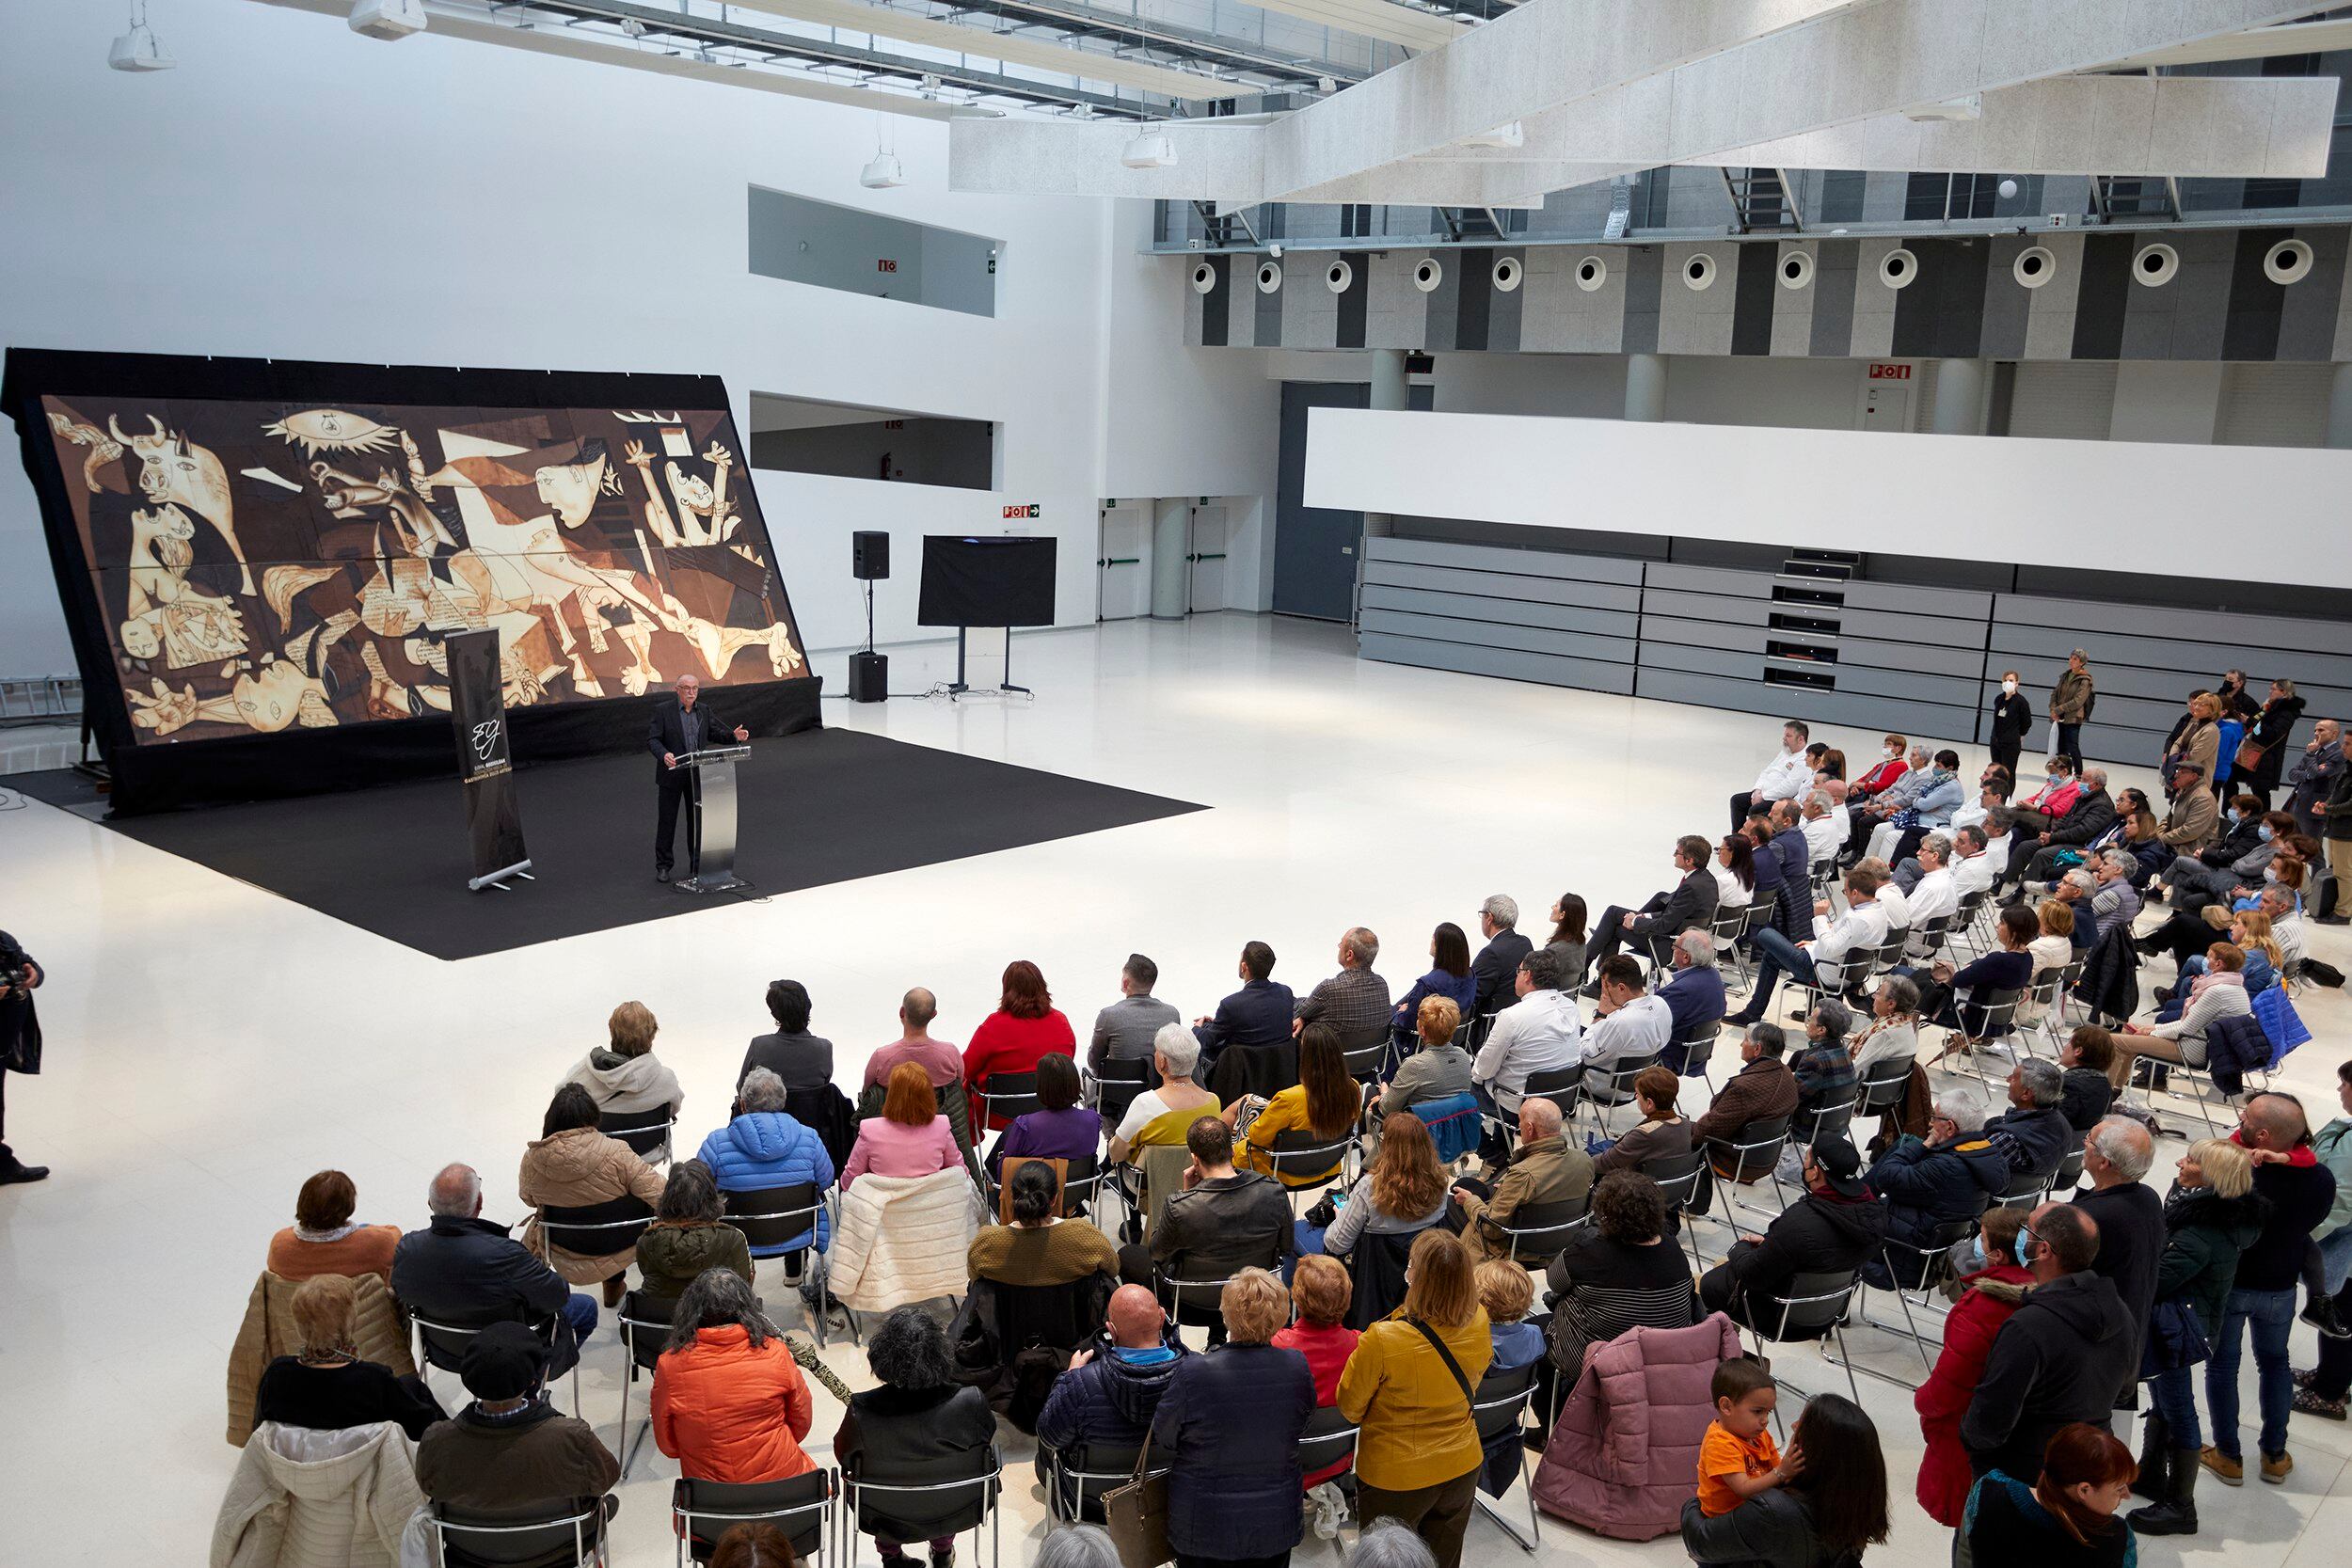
0;3;1278;673
1304;407;2352;577
2109;360;2225;444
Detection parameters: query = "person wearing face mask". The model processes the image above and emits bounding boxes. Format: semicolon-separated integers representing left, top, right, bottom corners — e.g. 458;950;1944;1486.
1850;734;1913;803
2237;680;2304;814
2161;803;2285;913
1960;1203;2135;1484
1989;672;2034;783
1914;1207;2032;1527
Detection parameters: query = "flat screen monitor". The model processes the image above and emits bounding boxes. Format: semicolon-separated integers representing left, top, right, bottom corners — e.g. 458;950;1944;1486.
917;534;1057;627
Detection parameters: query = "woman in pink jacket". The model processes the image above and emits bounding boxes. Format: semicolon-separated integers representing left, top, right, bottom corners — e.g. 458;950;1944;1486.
1913;1206;2033;1526
842;1064;962;1190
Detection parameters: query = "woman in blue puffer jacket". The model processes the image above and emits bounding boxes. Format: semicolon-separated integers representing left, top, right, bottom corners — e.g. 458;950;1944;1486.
696;1067;836;1253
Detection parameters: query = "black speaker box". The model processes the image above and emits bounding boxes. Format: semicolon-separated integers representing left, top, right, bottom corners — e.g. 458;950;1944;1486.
852;530;890;581
849;651;888;703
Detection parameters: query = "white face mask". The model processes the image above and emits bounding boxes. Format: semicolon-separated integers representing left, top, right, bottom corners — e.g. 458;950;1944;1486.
1883;748;1899;760
2003;679;2018;695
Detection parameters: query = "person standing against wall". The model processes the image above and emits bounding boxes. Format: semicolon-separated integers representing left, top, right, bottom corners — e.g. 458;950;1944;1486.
1988;672;2033;784
2050;652;2095;774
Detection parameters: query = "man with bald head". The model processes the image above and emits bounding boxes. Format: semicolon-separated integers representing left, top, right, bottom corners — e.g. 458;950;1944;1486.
391;1162;599;1375
2203;1092;2340;1485
1450;1096;1591;1263
647;672;751;882
1035;1282;1188;1509
2073;1116;2165;1405
1962;1201;2134;1482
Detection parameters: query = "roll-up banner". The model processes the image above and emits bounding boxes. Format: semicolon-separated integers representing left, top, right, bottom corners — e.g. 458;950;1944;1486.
447;628;531;891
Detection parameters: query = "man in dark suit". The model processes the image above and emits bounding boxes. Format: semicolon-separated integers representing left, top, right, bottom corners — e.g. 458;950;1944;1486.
1192;940;1295;1076
1470;895;1534;1020
1583;835;1721;985
646;673;749;881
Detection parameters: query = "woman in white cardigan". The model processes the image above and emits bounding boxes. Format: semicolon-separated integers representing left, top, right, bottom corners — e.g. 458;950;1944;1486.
2116;941;2253;1085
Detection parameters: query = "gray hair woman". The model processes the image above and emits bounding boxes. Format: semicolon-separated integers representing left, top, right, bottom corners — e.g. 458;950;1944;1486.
739;1066;792;1114
1035;1526;1122;1568
1345;1521;1438;1568
834;1306;997;1568
651;1267;819;1482
635;1159;754;1306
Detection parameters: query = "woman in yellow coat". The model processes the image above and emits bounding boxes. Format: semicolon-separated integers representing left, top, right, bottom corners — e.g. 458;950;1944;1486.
1232;1022;1361;1187
1338;1228;1493;1568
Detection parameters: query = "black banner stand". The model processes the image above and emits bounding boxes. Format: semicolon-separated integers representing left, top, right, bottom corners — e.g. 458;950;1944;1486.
447;629;532;892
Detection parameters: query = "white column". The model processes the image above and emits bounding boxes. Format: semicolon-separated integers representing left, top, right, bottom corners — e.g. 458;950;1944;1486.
1364;350;1408;542
1624;353;1667;422
1151;499;1189;619
2328;361;2352;451
1931;357;1988;436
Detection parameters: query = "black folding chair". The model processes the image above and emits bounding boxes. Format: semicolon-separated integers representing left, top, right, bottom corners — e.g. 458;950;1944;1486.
1994;1166;2047;1211
1641;1148;1709;1270
1853;1059;1912;1121
1295;1404;1359;1491
1043;1440;1160;1525
1265;1127;1359;1208
1668;1016;1724;1089
1742;1266;1865;1425
411;1310;580;1416
1574;1049;1661;1135
975;1071;1041;1134
617;1291;676;1479
532;1196;656;1272
1858;1213;1979;1381
1470;1359;1545;1552
841;1449;1003;1568
722;1182;839;1345
674;1470;833;1566
1088;1056;1155;1129
1708;1113;1793;1238
600;1103;680;1164
425;1497;609;1567
1473;1194;1591;1268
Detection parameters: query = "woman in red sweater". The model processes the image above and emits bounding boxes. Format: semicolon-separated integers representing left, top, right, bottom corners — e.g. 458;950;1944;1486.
1915;1205;2033;1526
1272;1254;1360;1491
961;959;1075;1131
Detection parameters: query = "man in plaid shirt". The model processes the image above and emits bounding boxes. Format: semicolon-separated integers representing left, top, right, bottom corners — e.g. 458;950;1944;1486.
1789;997;1858;1143
1294;927;1392;1054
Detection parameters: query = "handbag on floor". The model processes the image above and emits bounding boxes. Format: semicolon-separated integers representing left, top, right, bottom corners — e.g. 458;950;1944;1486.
1103;1433;1173;1568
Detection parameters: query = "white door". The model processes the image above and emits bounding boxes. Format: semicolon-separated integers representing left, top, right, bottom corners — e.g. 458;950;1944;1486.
1096;503;1151;621
1860;382;1911;432
1188;504;1229;612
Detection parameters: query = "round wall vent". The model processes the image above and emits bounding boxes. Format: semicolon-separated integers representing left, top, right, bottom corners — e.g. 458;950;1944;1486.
1492;255;1523;293
1189;261;1216;295
1256;261;1281;294
1682;252;1717;292
1412;257;1443;293
1880;247;1919;290
1778;250;1814;291
2266;238;2313;286
2013;245;2058;290
1573;255;1608;293
2133;244;2179;288
1325;259;1354;293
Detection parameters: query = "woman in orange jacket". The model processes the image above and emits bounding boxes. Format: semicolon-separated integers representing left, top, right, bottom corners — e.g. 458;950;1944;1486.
652;1268;815;1483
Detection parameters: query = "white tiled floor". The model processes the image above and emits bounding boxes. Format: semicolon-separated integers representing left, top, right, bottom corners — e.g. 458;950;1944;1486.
2;613;2346;1566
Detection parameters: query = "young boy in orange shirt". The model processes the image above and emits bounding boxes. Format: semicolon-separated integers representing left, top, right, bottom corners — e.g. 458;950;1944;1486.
1697;1357;1803;1516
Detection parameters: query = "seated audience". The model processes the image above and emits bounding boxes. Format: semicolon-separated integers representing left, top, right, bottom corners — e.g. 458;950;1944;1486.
1913;1207;2032;1527
1960;1204;2135;1482
1862;1084;2005;1287
1036;1284;1187;1509
2015;903;2076;1024
1544;895;1590;994
1692;1024;1800;1182
1152;1270;1317;1568
1138;1117;1294;1322
252;1274;445;1439
1724;863;1890;1028
1192;941;1295;1068
2156;762;2220;853
2008;768;2120;890
1983;1061;2073;1183
2130;1136;2261;1537
1712;836;1757;917
1391;922;1480;1053
268;1169;400;1284
635;1159;754;1303
1273;1255;1360;1496
696;1068;835;1254
1478;1259;1543;1370
1788;1001;1859;1144
1470;897;1534;1021
984;1051;1101;1181
1452;1097;1593;1262
652;1268;815;1483
847;1062;964;1194
834;1307;997;1568
1592;1066;1694;1177
1915;906;2039;1046
739;981;832;1091
1804;788;1843;864
1310;1112;1451;1259
2057;1028;2116;1131
1089;953;1180;1075
1847;742;1936;859
710;1523;803;1568
518;1083;667;1307
2115;943;2252;1083
1899;833;1961;953
1380;996;1474;1116
1677;1394;1890;1568
969;1160;1119;1287
1106;1025;1220;1164
1962;1424;2137;1568
1583;952;1675;1098
1542;1171;1699;1380
1235;1021;1359;1187
566;999;689;1123
1730;720;1812;832
1587;835;1721;974
1295;926;1393;1055
1340;1229;1495;1568
2087;848;2143;934
964;960;1077;1131
1471;947;1583;1118
1850;735;1911;802
1849;979;1920;1080
866;988;964;1093
1698;1139;1887;1330
396;1163;597;1373
414;1321;620;1512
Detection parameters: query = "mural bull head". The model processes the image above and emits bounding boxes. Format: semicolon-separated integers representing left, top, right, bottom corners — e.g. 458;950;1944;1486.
109;412;252;594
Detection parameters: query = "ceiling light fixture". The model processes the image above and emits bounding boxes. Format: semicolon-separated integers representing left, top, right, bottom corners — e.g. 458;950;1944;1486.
348;0;428;41
862;115;906;189
1121;129;1177;169
108;0;175;71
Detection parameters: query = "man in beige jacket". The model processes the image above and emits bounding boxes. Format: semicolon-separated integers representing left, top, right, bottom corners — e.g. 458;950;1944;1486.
1450;1097;1596;1262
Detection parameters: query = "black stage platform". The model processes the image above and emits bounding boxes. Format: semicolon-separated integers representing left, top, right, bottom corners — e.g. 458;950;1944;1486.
14;729;1202;960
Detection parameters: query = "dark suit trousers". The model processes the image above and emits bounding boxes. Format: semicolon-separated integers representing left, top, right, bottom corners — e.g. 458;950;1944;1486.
654;768;701;871
1590;895;1666;968
1730;791;1756;832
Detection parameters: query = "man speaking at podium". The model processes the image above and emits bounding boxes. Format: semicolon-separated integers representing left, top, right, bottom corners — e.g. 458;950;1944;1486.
648;673;749;883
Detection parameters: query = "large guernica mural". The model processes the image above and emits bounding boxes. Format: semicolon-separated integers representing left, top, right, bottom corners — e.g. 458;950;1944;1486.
38;398;804;745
